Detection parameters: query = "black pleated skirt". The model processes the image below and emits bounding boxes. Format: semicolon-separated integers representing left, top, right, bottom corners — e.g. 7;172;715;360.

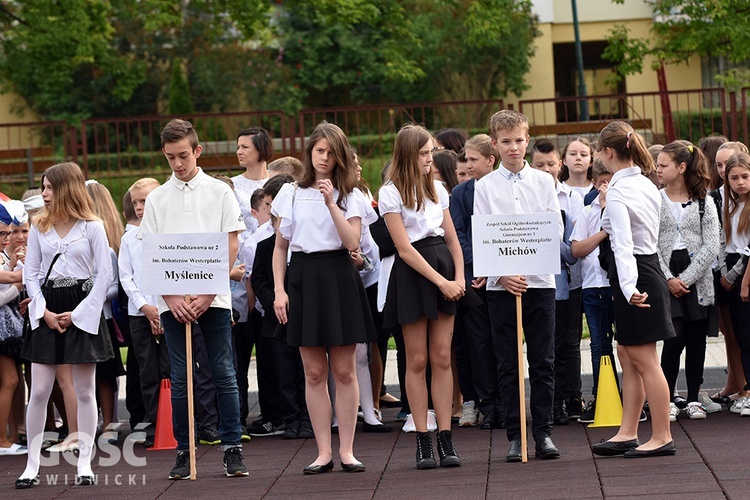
20;279;114;364
284;249;378;347
612;253;676;346
383;236;480;328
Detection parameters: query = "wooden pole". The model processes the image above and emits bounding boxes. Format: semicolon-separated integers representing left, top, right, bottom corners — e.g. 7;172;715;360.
185;295;197;480
516;293;527;463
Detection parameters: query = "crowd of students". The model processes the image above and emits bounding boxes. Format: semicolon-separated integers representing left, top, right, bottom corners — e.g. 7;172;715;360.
2;111;750;488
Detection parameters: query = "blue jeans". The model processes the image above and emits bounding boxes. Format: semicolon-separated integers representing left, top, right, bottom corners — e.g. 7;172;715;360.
162;307;241;450
581;287;617;396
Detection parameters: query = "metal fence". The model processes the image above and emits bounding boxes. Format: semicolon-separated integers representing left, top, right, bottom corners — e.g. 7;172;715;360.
2;90;750;201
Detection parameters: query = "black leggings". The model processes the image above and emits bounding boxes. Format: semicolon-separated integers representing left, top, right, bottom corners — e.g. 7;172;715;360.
660;317;708;402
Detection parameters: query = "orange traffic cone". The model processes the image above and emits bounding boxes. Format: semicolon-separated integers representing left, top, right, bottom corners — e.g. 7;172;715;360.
149;379;178;450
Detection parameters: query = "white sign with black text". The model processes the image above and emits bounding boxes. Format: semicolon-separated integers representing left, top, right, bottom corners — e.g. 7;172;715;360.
141;232;230;296
471;213;560;277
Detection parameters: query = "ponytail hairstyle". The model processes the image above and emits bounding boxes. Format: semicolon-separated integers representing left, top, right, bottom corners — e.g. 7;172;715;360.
723;152;750;244
559;136;593;182
387;124;438;211
660;140;710;200
299;121;357;208
35;162;99;233
597;121;654;176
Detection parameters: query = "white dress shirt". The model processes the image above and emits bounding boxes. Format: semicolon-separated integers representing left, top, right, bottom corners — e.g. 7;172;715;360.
119;228;158;317
600;166;661;302
473;162;562;290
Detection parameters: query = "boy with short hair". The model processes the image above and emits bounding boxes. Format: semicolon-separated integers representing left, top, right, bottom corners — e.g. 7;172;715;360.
451;134;503;429
571;159;617;423
268;156;305;182
139;119;248;480
530;138;585;425
473;110;563;462
119;178;167;448
456;149;470;184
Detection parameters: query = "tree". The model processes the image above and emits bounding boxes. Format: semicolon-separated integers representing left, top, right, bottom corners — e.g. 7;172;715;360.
604;0;750;87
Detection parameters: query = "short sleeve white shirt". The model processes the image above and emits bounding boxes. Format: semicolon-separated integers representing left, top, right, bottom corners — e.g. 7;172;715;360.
271;184;377;253
140;168;246;314
570;195;610;289
378;180;450;242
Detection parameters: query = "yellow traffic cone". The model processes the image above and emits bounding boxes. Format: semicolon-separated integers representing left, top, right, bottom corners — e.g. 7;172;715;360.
588;356;622;428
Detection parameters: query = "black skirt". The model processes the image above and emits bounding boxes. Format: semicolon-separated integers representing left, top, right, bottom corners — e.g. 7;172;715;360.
284;249;378;347
20;279;114;364
0;304;24;359
668;249;709;321
383;236;480;329
96;318;126;387
612;253;676;346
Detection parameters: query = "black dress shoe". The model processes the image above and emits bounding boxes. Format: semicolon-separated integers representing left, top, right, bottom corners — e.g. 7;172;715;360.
623;441;676;458
76;475;96;485
480;410;496;430
535;436;560;459
362;421;393;433
553;406;569;426
341;462;366;473
15;475;39;489
303;460;335;474
591;438;640;456
506;438;522;462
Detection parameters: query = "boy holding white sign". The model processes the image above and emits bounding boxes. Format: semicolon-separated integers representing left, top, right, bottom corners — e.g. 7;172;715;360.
473;110;563;462
140;119;248;480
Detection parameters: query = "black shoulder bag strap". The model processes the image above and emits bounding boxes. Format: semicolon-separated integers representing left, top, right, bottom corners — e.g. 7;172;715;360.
42;253;62;288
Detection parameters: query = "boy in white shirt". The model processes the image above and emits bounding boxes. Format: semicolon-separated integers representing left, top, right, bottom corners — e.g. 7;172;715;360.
571;160;617;423
140;119;248;480
473;110;562;462
119;178;168;448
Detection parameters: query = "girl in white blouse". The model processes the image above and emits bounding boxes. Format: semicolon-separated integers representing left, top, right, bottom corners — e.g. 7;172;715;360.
272;122;377;474
379;124;466;469
16;162;114;489
591;122;676;459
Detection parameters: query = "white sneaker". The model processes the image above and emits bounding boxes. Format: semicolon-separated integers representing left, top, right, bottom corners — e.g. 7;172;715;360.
686;402;707;420
742;399;750;417
402;411;438;432
0;443;27;456
458;401;479;427
730;397;747;414
698;392;722;413
402;414;416;433
427;410;438;432
669;402;680;422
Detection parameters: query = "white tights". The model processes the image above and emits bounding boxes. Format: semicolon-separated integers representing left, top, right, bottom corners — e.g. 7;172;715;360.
21;363;98;479
330;343;380;426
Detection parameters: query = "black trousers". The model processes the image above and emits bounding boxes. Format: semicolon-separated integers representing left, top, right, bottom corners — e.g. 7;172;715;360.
192;323;219;430
129;315;170;436
488;288;556;442
458;286;501;416
554;288;583;405
232;316;254;423
270;336;309;426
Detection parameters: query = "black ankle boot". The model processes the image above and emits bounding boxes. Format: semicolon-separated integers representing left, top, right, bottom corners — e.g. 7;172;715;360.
436;430;461;467
416;431;436;469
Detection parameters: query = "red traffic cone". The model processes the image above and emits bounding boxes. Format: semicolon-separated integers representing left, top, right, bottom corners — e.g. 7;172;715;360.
149;379;178;450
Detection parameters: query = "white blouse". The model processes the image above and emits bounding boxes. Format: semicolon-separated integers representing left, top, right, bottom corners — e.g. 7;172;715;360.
25;219;113;335
378;180;450;242
725;201;750;254
231;174;268;234
661;190;688;251
272;184;377;253
601;167;661;302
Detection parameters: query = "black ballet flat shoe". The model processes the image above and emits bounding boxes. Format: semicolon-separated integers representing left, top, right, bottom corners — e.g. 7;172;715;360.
341;462;366;473
623;441;676;458
15;475;39;489
76;475;96;486
591;438;640;457
362;421;393;433
303;460;334;475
